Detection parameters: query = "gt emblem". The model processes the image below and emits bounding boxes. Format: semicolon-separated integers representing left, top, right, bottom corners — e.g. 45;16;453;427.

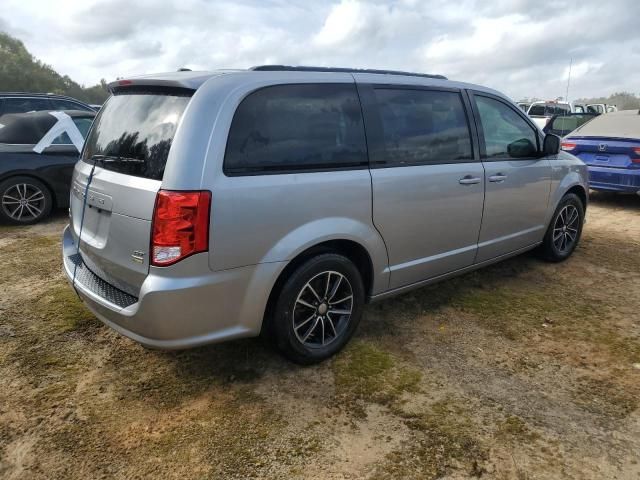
598;143;607;152
131;251;145;264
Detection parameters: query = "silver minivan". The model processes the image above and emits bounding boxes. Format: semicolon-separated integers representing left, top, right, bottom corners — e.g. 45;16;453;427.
63;66;588;363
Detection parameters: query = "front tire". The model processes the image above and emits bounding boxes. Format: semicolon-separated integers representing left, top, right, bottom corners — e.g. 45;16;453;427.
540;193;584;262
271;253;365;364
0;176;53;225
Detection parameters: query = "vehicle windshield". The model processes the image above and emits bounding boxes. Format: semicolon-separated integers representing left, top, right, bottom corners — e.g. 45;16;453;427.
571;110;640;138
82;90;192;180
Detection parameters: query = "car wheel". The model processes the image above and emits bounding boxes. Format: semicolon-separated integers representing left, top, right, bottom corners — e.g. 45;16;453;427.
0;176;53;225
540;193;584;262
271;253;365;364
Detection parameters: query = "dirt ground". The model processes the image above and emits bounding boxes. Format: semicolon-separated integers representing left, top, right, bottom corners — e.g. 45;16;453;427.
0;191;639;480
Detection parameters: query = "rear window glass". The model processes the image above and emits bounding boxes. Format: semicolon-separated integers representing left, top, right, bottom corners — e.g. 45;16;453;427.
82;91;191;180
528;104;570;116
548;115;595;134
571;110;640;139
373;88;473;166
224;84;367;175
53;117;94;144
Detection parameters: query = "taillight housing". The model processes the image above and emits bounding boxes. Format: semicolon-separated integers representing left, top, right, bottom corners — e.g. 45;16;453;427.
561;142;577;151
151;190;211;266
632;147;640;161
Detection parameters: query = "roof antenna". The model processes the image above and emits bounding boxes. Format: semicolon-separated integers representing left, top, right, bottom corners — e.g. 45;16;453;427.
564;58;572;107
177;68;191;72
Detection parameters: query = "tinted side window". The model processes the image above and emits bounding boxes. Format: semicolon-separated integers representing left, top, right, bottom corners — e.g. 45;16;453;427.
373;89;473;166
224;84;367;175
474;95;538;159
2;98;53;114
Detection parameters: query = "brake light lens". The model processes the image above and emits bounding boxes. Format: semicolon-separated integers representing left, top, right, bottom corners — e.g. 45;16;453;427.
561;142;577;151
151;190;211;266
633;147;640;156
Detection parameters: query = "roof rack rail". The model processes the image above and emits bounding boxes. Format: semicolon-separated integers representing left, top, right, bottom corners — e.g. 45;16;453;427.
250;65;447;80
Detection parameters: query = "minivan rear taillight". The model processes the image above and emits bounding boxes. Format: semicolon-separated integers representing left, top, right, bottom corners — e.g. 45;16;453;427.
561;142;577;151
151;190;211;266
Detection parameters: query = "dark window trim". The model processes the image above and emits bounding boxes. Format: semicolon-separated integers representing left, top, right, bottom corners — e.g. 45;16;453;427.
360;84;479;169
111;85;194;97
468;90;543;162
224;163;369;177
222;82;369;177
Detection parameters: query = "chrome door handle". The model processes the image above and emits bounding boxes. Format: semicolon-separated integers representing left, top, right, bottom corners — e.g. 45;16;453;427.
488;174;507;183
459;176;481;185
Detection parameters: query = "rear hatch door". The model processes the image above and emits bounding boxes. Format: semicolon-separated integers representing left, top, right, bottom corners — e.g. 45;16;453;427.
69;88;192;296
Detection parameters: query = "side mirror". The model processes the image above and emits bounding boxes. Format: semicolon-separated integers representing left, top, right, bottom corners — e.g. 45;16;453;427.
507;138;537;158
543;133;561;156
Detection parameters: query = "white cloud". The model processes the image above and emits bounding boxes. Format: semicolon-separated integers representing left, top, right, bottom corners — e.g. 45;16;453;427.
1;0;639;100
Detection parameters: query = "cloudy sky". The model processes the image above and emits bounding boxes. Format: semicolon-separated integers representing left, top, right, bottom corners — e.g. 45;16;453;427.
2;0;639;101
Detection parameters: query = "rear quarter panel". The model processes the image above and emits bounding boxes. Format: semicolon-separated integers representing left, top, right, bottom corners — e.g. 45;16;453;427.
0;150;78;207
162;72;390;295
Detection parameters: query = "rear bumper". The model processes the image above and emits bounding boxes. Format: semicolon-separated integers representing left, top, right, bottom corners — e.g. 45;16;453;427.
62;225;285;349
587;166;640;193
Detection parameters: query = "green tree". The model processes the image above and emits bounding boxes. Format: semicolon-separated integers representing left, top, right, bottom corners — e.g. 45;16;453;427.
0;32;109;103
575;91;640;110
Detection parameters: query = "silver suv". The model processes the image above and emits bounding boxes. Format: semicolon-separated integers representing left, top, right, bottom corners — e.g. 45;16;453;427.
62;66;588;363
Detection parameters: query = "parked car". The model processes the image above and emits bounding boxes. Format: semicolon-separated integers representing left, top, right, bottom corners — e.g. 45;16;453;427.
527;101;572;129
587;104;617;114
517;102;531;112
562;109;640;194
0;92;95;115
543;113;598;137
0;110;95;224
62;66;588;364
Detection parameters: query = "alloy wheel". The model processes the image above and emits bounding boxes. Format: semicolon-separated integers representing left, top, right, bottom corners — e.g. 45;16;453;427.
552;204;579;254
1;183;46;222
293;270;354;348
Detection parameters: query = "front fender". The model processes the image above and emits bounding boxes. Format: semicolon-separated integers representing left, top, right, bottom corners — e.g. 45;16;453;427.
546;157;588;226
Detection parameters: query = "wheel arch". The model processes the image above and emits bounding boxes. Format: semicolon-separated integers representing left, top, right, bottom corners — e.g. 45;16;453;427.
565;184;587;212
0;172;58;209
262;239;375;335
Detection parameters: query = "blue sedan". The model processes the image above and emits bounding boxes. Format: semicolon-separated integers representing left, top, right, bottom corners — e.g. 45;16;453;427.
561;110;640;194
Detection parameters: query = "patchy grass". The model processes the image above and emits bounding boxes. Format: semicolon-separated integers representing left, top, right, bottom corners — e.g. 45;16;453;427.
447;272;605;341
496;415;540;443
37;386;319;480
372;399;488;480
0;234;61;284
572;377;639;420
32;284;98;333
3;203;640;479
333;341;421;415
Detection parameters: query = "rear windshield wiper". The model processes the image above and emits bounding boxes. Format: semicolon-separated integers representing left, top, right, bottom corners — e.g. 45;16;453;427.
90;154;145;165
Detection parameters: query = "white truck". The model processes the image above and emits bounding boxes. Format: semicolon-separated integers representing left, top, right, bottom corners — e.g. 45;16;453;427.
526;101;572;129
586;103;618;114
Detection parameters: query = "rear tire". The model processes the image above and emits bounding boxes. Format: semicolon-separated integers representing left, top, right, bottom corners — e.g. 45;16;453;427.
0;176;53;225
539;193;584;262
271;253;365;365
